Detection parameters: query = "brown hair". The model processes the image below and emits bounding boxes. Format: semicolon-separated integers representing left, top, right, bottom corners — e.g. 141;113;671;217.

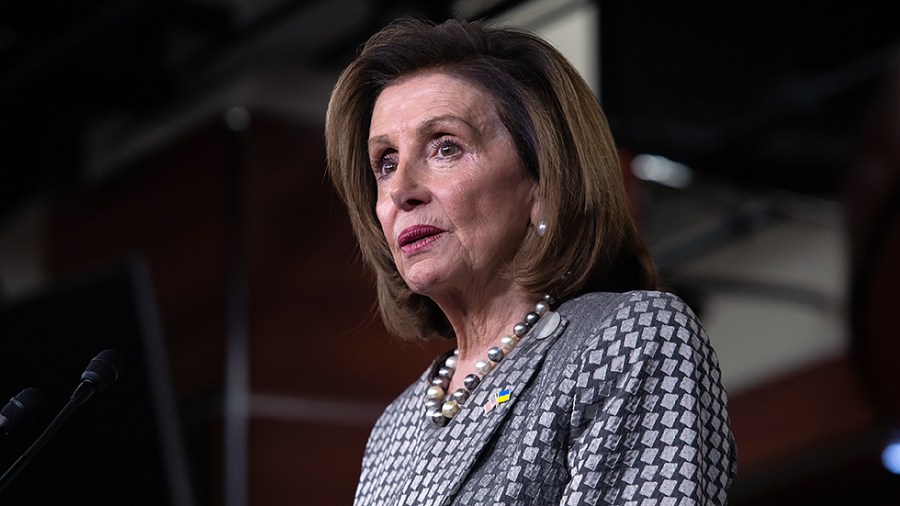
326;18;659;341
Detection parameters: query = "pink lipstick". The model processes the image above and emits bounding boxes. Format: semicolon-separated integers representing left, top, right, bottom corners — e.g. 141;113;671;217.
397;224;445;254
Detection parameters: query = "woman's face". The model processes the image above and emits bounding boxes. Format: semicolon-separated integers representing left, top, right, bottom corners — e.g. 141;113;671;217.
369;71;537;300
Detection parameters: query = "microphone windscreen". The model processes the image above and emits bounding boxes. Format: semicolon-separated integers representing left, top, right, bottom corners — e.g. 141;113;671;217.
0;387;45;435
80;349;124;394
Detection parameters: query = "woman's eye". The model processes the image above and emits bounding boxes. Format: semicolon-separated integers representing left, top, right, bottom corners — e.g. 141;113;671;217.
372;148;397;175
378;159;397;176
372;154;397;178
436;140;461;158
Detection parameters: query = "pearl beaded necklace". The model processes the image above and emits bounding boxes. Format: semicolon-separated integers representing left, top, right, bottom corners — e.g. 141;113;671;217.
425;294;556;426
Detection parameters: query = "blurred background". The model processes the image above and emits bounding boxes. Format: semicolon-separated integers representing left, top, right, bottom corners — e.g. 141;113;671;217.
1;0;898;504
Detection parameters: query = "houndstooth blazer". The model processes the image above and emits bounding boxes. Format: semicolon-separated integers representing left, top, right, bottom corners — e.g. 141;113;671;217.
354;291;738;505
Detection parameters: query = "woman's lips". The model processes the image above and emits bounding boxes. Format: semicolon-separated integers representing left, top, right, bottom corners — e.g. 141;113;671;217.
397;224;445;254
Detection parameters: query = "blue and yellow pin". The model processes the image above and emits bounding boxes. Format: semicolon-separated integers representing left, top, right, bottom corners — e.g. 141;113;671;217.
483;388;513;413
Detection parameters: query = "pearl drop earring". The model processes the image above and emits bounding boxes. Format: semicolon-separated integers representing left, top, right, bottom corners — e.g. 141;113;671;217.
536;220;547;237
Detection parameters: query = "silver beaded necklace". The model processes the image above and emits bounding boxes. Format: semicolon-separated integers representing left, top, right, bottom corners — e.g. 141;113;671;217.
424;294;556;426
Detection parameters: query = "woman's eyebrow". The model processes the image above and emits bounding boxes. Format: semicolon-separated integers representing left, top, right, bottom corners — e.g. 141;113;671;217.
368;114;479;150
415;114;476;137
367;134;390;151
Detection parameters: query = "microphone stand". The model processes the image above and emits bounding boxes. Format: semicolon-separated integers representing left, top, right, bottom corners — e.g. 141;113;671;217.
0;397;80;493
0;349;121;494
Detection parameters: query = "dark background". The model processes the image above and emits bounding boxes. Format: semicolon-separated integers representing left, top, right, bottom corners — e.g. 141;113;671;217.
0;260;187;505
2;0;897;220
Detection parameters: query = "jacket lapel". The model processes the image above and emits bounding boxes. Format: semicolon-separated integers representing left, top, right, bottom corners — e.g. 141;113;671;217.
420;311;569;505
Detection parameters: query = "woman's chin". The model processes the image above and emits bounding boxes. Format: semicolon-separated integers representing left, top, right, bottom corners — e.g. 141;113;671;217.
403;277;443;298
401;270;456;299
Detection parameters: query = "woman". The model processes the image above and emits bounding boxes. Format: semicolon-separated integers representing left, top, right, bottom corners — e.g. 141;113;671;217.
326;18;737;505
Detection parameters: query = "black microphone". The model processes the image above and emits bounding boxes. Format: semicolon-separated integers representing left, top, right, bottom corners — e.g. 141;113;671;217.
70;349;123;406
0;388;45;437
0;349;123;493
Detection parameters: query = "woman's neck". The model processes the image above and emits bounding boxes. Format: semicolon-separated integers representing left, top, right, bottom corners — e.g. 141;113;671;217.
432;285;536;393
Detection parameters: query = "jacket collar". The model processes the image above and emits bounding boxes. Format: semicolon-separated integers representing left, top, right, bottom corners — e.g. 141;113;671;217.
414;310;569;505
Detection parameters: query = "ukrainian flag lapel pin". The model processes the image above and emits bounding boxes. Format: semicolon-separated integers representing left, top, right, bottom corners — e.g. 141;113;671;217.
482;388;512;413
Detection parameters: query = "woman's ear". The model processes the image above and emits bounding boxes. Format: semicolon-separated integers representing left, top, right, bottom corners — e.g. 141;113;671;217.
529;190;544;235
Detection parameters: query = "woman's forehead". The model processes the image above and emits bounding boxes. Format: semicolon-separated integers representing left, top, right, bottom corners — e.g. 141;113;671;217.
369;72;501;138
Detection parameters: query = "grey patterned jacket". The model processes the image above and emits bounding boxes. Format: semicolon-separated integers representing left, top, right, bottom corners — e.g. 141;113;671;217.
354;291;738;505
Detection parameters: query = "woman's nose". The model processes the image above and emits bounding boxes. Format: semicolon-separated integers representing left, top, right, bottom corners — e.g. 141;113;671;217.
389;159;431;211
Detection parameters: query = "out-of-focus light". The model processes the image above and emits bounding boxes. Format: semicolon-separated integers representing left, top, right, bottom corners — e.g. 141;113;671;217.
883;441;900;475
631;154;694;188
225;107;251;132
